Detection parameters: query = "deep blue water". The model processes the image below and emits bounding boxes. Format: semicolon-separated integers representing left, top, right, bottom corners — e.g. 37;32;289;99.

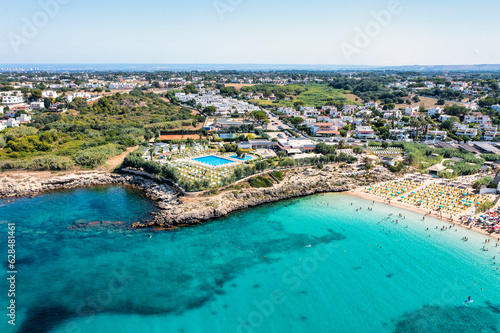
0;187;499;333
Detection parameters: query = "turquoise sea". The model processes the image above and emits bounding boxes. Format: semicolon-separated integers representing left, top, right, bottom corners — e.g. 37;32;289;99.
0;186;499;333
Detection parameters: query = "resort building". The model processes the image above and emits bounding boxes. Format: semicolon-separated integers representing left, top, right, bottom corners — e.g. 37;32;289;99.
277;137;316;153
248;140;276;150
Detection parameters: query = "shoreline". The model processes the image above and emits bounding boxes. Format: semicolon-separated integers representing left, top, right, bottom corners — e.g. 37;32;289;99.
2;167;498;241
346;189;499;241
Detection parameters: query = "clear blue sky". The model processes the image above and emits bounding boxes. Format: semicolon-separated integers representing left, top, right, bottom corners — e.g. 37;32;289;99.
0;0;498;66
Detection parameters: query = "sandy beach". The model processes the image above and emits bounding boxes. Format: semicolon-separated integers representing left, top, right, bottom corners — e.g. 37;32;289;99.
347;187;500;241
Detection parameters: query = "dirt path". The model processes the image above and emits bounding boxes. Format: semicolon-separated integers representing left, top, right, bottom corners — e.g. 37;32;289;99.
102;146;139;171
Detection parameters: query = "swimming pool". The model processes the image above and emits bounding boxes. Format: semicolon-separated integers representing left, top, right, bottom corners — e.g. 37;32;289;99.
229;155;253;161
193;155;235;166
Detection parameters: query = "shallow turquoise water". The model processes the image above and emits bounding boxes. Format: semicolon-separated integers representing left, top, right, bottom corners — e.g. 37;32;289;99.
0;187;499;333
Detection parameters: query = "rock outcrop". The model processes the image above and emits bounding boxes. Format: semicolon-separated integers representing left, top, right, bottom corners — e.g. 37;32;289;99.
0;165;396;230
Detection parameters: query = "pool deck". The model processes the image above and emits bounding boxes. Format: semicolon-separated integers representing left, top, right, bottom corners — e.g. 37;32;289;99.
184;154;256;169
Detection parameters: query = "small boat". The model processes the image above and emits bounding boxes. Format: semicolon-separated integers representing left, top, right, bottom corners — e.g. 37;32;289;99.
305;245;311;248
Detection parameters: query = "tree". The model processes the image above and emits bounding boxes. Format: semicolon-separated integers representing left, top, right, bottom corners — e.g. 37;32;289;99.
437;98;446;105
277;150;286;161
31;89;43;100
44;98;52;109
290;117;304;126
353;146;363;154
293;100;304;110
203;106;217;116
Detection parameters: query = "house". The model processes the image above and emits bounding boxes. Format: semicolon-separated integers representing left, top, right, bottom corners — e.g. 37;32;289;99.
343;105;358;114
464;112;491;125
30;101;45;109
456;127;477;138
383;110;401;119
6;118;20;127
321;106;338;116
355;126;376;139
301;107;321;118
483;128;500;141
42;90;58;99
17;114;31;123
492;105;500;112
427;107;443;116
439;115;453;122
1;94;24;105
389;129;410;141
310;123;340;136
425;130;447;142
404;106;419;116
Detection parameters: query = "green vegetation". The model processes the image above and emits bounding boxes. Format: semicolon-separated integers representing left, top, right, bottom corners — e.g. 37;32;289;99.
272;171;284;181
246;84;358;108
477;201;494;213
0;92;204;171
248;176;274;188
472;177;494;190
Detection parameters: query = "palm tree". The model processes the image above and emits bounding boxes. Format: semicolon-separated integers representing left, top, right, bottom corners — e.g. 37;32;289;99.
148;148;155;161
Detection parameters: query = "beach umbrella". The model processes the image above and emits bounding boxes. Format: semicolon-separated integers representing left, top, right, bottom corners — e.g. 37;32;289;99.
439;205;444;208
401;196;405;199
411;191;416;194
462;193;467;196
397;191;401;194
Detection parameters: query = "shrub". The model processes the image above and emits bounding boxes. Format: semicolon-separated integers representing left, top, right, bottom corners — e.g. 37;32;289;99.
272;171;284;181
248;176;273;188
477;201;494;213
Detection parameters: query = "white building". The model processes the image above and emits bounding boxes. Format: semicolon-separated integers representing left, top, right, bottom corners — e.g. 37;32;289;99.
389;129;410;141
2;95;24;105
427;107;443;116
42;90;58;99
6;118;20;127
404;106;419;116
425;130;447;142
355;126;376;139
17;114;31;123
456;126;477;138
30;101;45;109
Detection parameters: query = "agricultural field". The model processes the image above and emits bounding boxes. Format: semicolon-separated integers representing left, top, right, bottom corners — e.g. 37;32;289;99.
246;84;361;108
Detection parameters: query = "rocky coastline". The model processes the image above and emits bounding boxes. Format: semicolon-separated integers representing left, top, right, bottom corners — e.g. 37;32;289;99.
138;166;397;229
0;165;396;230
0;172;177;203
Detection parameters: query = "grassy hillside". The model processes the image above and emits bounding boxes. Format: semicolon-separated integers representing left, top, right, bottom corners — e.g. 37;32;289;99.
0;90;205;171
